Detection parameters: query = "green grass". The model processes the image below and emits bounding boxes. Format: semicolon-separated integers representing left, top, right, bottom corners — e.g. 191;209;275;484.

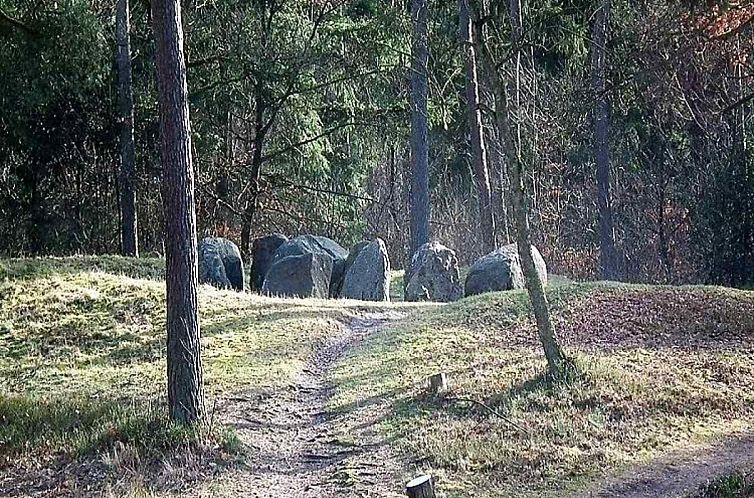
330;283;754;497
692;471;754;497
4;256;754;497
0;256;382;492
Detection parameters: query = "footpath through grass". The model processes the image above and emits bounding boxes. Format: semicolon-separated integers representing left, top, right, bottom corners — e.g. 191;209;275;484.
0;256;387;495
3;256;754;497
330;283;754;497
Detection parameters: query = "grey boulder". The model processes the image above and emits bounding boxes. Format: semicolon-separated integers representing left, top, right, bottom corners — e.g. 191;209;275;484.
251;233;287;290
261;252;332;299
198;237;245;291
333;240;370;293
340;238;390;301
273;235;348;297
405;241;463;302
464;243;547;297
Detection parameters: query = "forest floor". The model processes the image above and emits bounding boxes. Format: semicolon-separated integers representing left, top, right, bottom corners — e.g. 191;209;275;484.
1;257;754;497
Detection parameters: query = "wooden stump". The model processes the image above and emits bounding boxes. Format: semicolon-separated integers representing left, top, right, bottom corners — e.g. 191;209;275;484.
428;372;448;395
406;474;436;498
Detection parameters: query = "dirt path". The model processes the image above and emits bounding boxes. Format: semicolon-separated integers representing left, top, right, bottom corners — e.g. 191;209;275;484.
209;310;405;498
575;433;754;498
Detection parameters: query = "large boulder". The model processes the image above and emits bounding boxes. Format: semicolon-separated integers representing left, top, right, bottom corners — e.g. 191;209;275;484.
405;241;463;302
340;238;390;301
272;235;348;297
464;243;547;297
251;233;287;290
198;237;245;291
333;240;370;293
261;252;332;299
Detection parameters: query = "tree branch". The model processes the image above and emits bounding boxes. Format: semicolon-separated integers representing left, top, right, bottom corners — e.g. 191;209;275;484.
0;8;40;37
260;121;373;164
269;176;375;202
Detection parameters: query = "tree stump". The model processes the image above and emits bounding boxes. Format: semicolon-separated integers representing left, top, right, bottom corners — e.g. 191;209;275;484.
406;474;436;498
428;372;448;395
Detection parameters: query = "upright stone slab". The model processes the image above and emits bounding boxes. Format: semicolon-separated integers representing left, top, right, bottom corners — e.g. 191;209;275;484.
405;241;463;302
198;237;245;291
251;233;287;290
333;240;370;294
340;238;390;301
262;252;333;299
272;235;348;297
464;243;548;297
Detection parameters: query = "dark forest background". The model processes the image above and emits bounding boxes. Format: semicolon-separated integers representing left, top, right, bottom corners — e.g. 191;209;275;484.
0;0;752;286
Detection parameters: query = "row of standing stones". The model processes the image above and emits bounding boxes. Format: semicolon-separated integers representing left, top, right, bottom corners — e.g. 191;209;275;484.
198;235;547;302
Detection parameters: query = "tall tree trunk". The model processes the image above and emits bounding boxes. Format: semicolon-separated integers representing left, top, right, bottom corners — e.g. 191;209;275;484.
151;0;205;424
459;0;496;255
240;87;266;261
116;0;139;257
408;0;430;265
592;0;616;280
474;0;568;377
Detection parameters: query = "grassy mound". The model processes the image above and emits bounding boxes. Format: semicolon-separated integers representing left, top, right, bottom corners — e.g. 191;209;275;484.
330;283;754;497
0;256;368;492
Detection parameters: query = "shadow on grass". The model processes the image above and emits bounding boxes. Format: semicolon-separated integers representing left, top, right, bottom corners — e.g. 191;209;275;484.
0;394;218;461
400;365;596;423
1;394;243;498
0;256;165;281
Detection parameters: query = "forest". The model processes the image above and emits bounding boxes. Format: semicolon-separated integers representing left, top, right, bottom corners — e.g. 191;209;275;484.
1;0;753;497
1;0;751;285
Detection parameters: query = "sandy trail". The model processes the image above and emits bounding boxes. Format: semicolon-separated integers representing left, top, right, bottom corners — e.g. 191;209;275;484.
575;433;754;498
211;311;405;498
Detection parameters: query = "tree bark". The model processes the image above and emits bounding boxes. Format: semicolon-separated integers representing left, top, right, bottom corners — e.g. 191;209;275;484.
408;0;431;265
592;0;617;280
474;0;568;377
116;0;139;257
459;0;496;255
151;0;205;424
240;85;267;261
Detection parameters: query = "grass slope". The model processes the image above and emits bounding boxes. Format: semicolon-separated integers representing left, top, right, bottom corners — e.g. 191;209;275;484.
0;256;381;494
3;257;753;497
330;283;754;497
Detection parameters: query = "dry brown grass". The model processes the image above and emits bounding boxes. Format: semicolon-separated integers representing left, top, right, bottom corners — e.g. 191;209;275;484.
329;283;754;497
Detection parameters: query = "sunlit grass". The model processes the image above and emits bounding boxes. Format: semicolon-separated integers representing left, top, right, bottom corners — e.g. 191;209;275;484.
0;256;384;493
330;283;754;497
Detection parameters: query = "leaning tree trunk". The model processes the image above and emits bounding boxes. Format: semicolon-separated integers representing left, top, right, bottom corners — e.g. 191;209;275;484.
592;0;617;280
459;0;496;255
151;0;205;424
116;0;138;257
474;0;568;377
408;0;431;267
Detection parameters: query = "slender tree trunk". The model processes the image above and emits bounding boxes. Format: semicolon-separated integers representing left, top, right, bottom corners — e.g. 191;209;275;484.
459;0;496;255
474;0;568;376
116;0;138;257
240;87;267;261
408;0;431;265
592;0;616;280
151;0;205;424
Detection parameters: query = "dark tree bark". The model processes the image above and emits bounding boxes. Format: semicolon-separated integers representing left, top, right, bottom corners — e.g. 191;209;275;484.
240;86;267;261
408;0;431;264
592;0;617;280
151;0;205;424
475;0;569;377
117;0;139;257
459;0;496;255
